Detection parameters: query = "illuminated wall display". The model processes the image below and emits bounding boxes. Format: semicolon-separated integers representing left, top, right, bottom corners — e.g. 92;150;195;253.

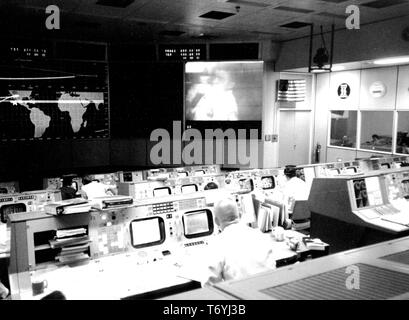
159;44;206;61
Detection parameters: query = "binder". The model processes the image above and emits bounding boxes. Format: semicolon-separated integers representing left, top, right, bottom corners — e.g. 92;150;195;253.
45;199;91;215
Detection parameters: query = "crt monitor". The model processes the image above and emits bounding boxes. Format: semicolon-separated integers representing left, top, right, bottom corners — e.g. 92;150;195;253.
183;209;214;239
194;170;205;176
153;187;171;197
261;176;275;190
130;216;165;249
330;168;340;175
1;203;26;223
344;167;357;174
181;184;198;194
122;172;133;182
204;182;219;190
177;171;189;177
71;181;79;192
401;179;409;199
239;178;254;192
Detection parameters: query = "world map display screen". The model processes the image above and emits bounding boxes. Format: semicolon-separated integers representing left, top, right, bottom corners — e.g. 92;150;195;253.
0;84;108;141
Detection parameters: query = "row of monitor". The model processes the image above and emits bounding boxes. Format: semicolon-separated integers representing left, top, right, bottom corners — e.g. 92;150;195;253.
2;156;409;227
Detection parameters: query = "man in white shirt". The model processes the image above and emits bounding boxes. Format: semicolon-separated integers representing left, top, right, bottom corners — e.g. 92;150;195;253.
282;165;309;207
201;198;276;287
80;175;116;200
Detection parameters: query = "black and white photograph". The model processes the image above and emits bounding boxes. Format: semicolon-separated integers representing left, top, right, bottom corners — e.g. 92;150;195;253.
1;0;409;307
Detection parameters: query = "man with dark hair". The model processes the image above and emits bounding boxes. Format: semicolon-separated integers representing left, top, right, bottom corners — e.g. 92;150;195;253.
282;165;309;209
60;176;77;200
201;198;276;287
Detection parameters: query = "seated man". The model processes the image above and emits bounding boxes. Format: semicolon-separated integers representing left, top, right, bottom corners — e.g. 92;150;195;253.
80;175;117;200
60;176;78;200
282;165;309;210
201;198;276;287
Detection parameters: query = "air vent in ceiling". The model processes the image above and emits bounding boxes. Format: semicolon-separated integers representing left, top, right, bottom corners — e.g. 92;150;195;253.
158;30;186;37
274;6;314;14
227;0;271;8
280;21;311;29
362;0;407;8
96;0;135;7
199;11;236;20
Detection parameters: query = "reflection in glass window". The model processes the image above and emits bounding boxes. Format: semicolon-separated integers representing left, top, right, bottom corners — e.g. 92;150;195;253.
329;110;357;148
396;111;409;154
360;111;393;152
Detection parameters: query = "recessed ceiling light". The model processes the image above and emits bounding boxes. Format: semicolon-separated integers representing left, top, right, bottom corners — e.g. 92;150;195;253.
373;56;409;65
310;69;327;73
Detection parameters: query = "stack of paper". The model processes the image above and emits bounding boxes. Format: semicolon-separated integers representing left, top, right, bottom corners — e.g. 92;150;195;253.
51;227;91;265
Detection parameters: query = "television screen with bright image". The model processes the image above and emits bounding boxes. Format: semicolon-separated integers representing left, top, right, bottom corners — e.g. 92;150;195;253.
130;217;165;248
183;209;214;239
185;61;263;122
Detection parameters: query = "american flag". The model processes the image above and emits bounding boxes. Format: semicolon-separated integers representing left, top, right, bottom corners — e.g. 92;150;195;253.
277;79;306;102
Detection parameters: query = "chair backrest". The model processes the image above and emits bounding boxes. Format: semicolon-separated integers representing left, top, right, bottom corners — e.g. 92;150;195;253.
291;200;310;221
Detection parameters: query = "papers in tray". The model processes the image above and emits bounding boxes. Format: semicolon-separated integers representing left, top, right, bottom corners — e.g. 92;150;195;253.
56;228;87;238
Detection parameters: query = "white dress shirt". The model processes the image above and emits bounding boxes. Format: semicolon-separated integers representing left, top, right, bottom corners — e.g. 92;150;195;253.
282;177;309;202
201;222;276;287
81;181;112;199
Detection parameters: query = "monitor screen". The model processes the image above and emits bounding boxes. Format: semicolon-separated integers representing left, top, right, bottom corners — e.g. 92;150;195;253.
365;177;383;206
344;167;357;174
181;184;198;194
177;171;189;177
353;179;368;208
194;170;205;176
204;182;219;190
1;203;26;223
401;179;409;199
153;187;171;197
261;176;275;190
130;217;165;248
123;172;133;182
239;178;254;192
185;61;263;121
330;168;340;175
71;182;79;191
183;209;214;239
381;163;391;169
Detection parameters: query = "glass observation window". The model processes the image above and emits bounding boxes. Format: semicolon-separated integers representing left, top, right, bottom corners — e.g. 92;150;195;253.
396;111;409;154
329;110;357;148
360;111;393;152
